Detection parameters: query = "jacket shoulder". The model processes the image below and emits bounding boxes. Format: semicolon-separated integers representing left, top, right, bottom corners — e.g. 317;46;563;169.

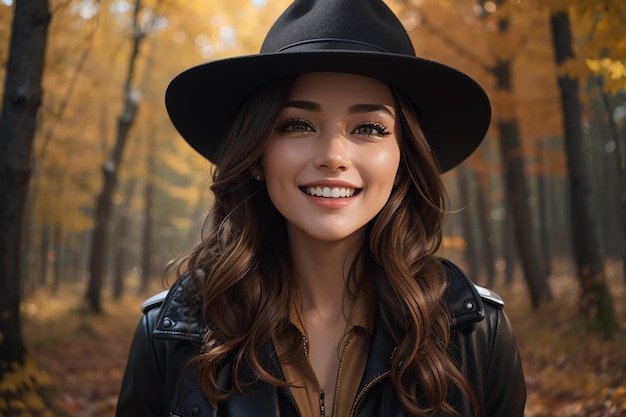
141;290;169;313
474;284;505;307
441;258;504;306
138;274;206;343
441;258;506;329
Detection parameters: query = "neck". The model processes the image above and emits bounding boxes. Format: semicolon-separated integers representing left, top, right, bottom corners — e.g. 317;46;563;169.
287;226;365;319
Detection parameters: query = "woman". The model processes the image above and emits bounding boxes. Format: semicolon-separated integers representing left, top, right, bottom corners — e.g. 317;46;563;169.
116;1;526;416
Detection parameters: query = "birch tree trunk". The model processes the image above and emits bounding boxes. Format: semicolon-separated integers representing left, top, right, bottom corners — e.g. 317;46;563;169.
85;0;145;312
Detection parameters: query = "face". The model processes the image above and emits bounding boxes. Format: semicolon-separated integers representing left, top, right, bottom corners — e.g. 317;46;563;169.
261;72;401;244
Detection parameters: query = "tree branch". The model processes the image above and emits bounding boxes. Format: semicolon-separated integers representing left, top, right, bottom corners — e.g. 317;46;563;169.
419;13;495;75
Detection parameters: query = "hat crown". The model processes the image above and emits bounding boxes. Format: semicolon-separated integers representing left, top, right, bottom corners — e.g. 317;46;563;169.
261;0;415;56
166;0;490;172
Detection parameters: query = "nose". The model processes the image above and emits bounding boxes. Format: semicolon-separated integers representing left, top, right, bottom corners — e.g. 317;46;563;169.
313;134;351;172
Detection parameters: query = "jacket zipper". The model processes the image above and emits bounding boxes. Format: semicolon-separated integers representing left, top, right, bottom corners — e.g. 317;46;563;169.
302;335;326;417
331;335;354;416
348;346;395;417
348;370;390;417
303;334;355;417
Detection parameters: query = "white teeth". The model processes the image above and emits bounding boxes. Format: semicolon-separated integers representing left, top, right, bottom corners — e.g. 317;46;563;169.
305;186;356;198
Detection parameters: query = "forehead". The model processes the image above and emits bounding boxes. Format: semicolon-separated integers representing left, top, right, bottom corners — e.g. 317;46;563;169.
289;72;396;106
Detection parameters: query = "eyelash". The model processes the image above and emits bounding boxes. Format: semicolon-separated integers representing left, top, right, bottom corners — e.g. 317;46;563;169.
275;118;312;133
353;122;391;137
275;119;391;137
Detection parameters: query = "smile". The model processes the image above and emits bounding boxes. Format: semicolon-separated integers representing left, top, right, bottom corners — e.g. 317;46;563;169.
302;186;358;198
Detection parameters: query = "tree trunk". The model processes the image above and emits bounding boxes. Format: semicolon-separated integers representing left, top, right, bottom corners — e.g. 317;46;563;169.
503;203;517;286
489;8;551;307
551;172;571;258
51;222;62;294
140;147;155;293
0;0;50;378
550;11;619;336
85;0;145;312
457;166;481;282
112;204;128;300
594;77;626;280
20;181;36;297
38;224;50;287
113;180;136;299
497;116;550;308
537;144;553;277
474;159;497;287
486;5;551;308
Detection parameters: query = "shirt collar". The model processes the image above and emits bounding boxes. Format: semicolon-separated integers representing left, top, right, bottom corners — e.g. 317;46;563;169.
286;283;376;336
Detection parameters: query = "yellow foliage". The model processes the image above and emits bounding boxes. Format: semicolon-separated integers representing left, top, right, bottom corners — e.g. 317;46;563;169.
22;391;46;410
0;358;54;395
163;184;195;201
0;356;58;415
575;0;626;17
442;235;466;251
0;373;19;394
490;89;519;122
586;58;626;95
18;0;625;294
161;148;194;176
485;31;526;61
170;215;193;231
556;57;593;80
9;399;27;410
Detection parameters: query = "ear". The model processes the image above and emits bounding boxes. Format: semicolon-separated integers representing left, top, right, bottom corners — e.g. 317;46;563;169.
252;169;265;181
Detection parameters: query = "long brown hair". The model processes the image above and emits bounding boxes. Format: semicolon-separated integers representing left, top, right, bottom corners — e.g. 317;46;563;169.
182;76;476;416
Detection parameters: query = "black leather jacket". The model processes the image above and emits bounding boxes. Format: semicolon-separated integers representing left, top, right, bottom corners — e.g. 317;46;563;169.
116;259;526;417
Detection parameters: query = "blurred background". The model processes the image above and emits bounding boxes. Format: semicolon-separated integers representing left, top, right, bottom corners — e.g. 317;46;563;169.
0;0;625;416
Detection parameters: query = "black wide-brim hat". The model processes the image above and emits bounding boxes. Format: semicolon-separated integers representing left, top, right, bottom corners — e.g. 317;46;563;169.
165;0;491;173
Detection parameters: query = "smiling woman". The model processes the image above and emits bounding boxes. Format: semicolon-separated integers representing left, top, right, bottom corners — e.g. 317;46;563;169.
262;73;400;244
115;1;526;416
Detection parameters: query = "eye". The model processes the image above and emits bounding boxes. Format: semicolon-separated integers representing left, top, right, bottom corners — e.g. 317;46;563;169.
275;118;314;133
352;122;391;137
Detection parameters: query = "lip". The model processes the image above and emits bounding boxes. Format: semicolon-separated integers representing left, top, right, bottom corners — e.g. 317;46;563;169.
298;179;362;208
299;179;361;189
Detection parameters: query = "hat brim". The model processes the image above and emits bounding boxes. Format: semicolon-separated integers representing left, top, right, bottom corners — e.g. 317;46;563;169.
165;51;491;173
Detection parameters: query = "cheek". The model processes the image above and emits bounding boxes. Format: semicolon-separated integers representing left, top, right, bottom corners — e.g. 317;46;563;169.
367;145;401;187
263;141;296;180
262;141;307;204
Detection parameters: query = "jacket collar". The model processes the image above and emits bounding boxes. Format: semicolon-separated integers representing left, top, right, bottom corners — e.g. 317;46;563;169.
149;258;486;345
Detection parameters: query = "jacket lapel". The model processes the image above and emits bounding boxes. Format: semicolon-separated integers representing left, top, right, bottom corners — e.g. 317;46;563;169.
151;259;486;416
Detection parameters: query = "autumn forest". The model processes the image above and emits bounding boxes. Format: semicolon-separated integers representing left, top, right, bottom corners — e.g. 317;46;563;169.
0;0;625;416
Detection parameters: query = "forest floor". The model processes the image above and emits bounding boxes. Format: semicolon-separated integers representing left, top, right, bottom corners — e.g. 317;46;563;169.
8;259;626;417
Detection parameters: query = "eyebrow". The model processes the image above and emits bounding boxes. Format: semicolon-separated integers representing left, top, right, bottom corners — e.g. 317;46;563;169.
284;100;394;117
284;100;320;111
348;103;394;117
